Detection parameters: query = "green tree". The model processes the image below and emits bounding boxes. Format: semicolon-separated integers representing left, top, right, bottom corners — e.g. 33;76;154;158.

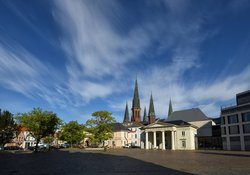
43;135;54;145
0;110;18;147
85;111;116;147
16;108;61;152
59;121;86;148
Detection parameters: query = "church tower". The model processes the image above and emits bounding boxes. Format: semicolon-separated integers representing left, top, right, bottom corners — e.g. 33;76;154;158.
167;99;173;119
123;102;129;124
131;79;141;123
148;93;156;124
143;107;147;122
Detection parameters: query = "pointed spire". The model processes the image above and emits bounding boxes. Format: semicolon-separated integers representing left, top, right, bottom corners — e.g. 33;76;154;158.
167;99;173;118
148;93;155;116
148;93;156;124
143;107;147;122
123;102;129;123
132;79;140;108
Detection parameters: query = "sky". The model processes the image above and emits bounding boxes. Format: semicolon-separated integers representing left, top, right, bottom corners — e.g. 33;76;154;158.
0;0;250;123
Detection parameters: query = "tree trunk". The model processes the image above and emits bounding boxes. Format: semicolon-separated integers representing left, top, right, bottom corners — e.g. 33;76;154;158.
34;138;40;153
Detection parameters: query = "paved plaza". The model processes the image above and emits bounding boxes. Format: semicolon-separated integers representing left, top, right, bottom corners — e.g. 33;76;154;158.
1;149;250;175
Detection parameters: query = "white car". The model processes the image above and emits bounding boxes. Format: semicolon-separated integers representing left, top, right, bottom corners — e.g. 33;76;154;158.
123;144;131;148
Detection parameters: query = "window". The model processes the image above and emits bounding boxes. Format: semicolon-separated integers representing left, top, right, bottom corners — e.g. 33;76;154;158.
228;114;238;124
182;141;186;148
135;141;137;144
221;127;226;135
221;117;225;124
242;112;250;122
229;125;239;134
135;134;137;139
230;136;240;142
182;131;185;136
243;124;250;133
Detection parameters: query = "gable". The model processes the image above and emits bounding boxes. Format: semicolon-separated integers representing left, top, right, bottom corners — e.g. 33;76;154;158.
143;122;174;129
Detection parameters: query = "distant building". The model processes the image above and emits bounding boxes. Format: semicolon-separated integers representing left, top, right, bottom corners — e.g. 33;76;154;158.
127;123;143;147
122;79;201;150
141;120;197;150
13;127;36;149
167;108;222;149
107;123;131;148
221;90;250;151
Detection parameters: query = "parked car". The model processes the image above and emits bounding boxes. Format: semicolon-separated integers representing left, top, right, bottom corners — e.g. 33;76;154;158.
28;146;35;151
4;146;22;150
123;144;131;148
59;143;69;148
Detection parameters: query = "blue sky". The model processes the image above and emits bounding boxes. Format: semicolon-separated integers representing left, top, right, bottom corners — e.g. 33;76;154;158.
1;0;250;123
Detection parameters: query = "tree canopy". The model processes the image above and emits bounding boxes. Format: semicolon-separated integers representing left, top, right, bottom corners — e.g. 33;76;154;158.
0;110;18;146
16;108;61;152
86;111;116;146
59;121;86;147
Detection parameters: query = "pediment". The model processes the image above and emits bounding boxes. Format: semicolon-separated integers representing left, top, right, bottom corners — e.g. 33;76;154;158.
144;121;175;129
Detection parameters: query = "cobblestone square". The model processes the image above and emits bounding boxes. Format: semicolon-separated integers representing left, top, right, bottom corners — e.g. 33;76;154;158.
1;149;250;175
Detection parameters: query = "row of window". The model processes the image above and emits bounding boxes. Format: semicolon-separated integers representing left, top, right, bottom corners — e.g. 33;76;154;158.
221;112;250;124
221;124;250;135
222;136;250;142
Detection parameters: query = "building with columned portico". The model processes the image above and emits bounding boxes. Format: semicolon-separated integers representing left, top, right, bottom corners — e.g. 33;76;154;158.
141;120;197;150
122;79;198;150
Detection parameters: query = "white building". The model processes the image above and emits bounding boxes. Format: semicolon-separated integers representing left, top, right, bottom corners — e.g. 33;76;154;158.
167;108;221;149
141;120;197;150
15;127;36;149
127;123;143;147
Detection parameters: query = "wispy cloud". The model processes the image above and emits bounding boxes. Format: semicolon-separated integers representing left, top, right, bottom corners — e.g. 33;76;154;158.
52;0;155;102
0;43;48;97
54;0;149;77
1;0;249;122
109;0;250;119
0;41;76;109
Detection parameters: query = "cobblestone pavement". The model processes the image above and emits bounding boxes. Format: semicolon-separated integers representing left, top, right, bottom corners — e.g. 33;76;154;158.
1;149;250;175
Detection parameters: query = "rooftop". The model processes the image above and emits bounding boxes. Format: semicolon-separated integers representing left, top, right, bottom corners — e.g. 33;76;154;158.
167;108;208;122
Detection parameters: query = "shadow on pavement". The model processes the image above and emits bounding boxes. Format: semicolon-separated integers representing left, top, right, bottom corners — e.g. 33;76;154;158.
198;151;250;158
0;150;195;175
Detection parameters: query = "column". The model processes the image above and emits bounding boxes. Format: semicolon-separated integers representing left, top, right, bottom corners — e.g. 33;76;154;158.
238;112;245;151
153;131;157;149
171;131;175;150
145;131;148;149
162;131;165;150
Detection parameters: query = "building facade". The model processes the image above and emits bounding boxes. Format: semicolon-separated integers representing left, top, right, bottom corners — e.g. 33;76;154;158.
167;108;221;149
221;90;250;151
127;123;143;147
141;120;197;150
107;123;132;148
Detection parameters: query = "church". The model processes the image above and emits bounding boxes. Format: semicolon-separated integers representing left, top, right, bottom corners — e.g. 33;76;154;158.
121;79;214;150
